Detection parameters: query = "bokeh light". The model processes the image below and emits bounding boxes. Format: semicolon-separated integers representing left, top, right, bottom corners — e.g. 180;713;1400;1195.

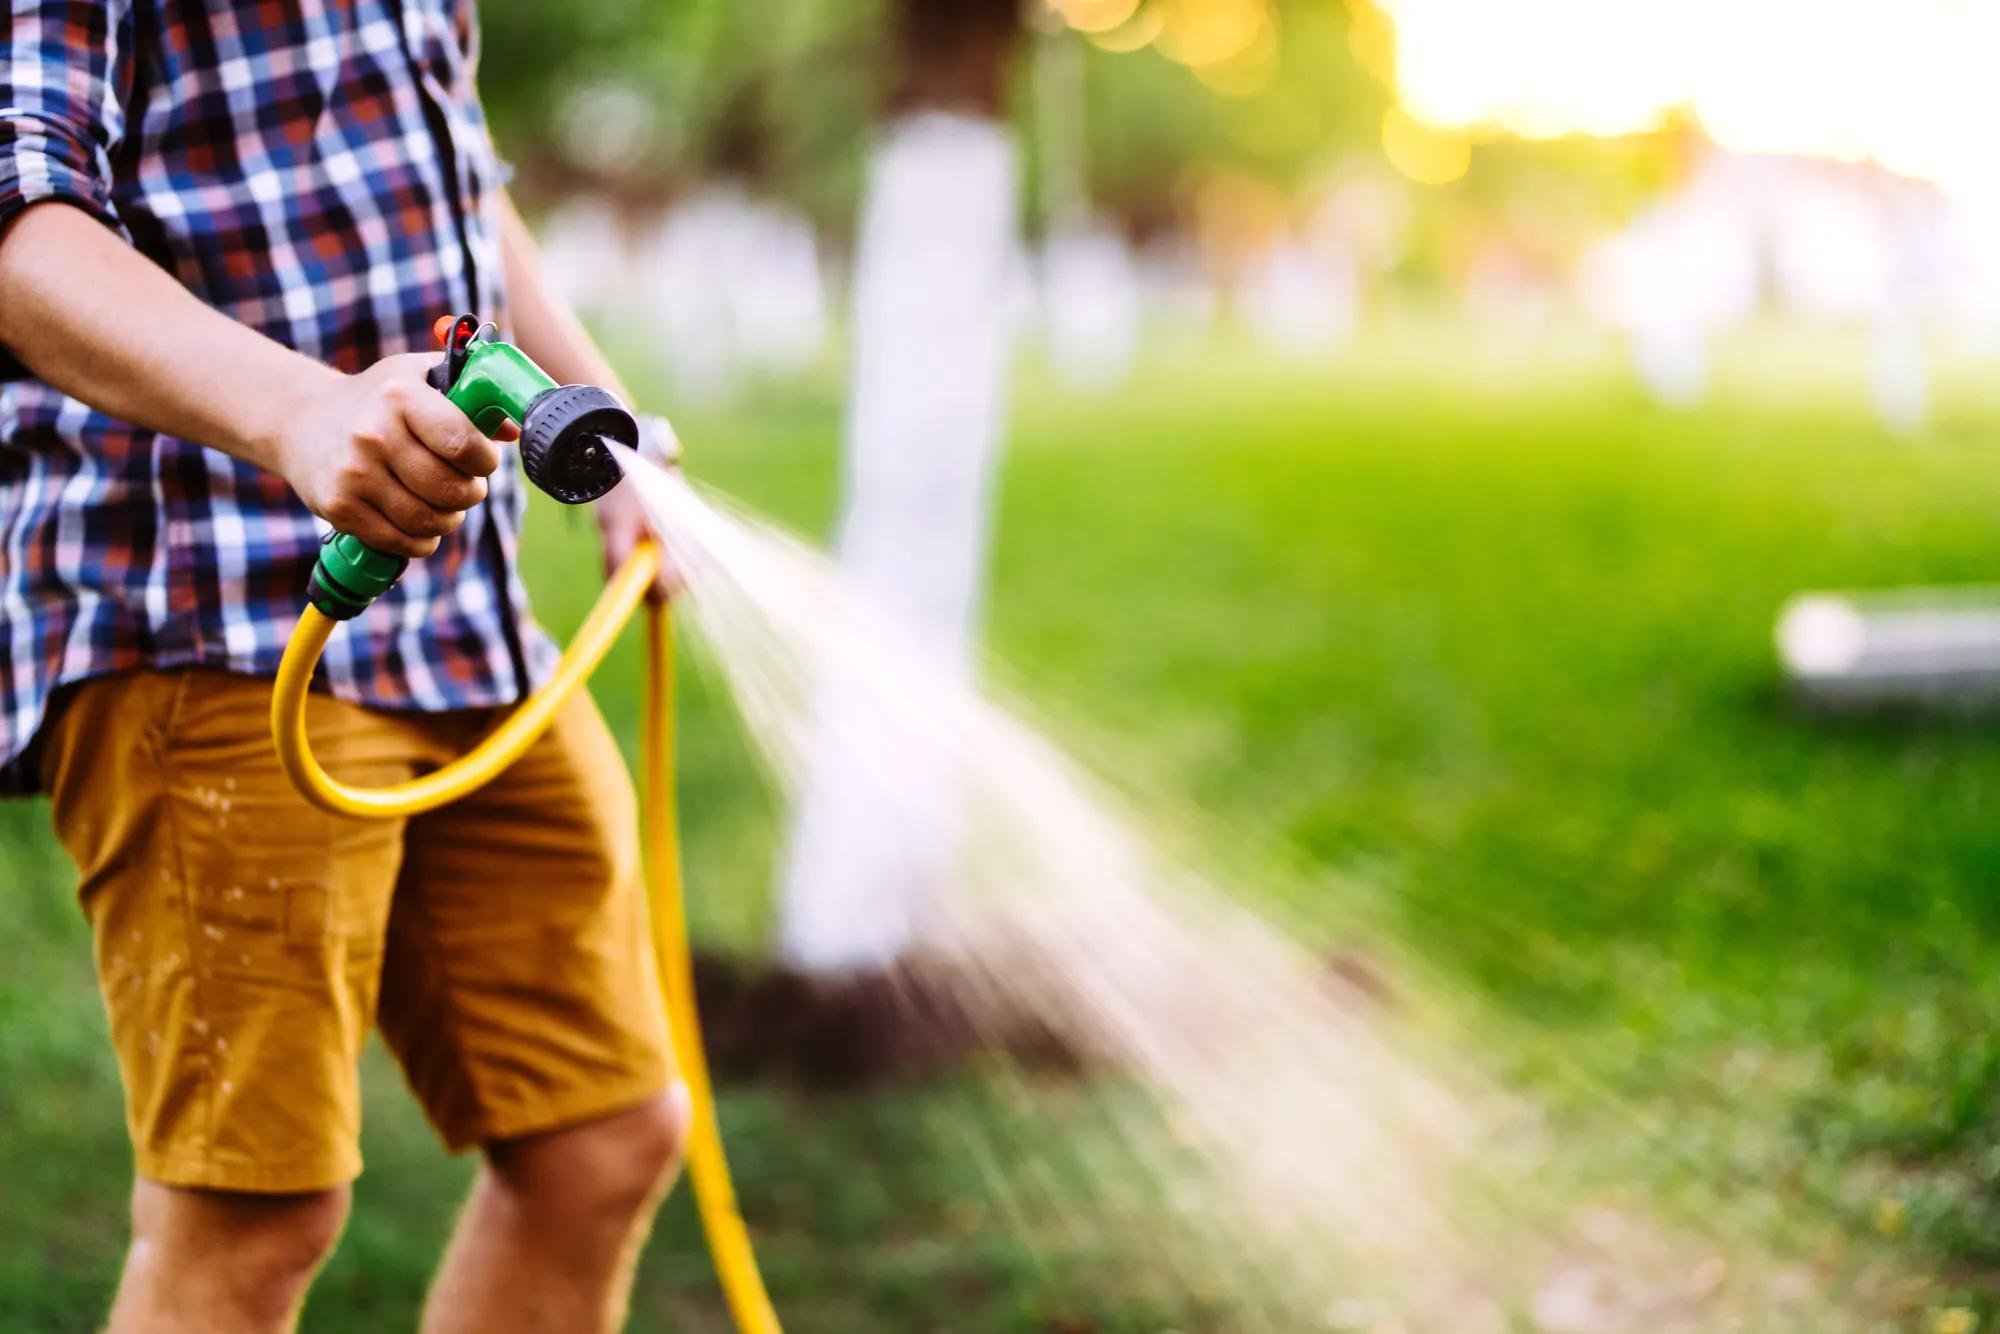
1048;0;1280;91
1379;105;1469;185
1048;0;1142;35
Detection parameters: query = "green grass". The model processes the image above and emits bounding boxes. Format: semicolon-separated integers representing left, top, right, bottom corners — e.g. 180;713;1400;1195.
8;320;2000;1328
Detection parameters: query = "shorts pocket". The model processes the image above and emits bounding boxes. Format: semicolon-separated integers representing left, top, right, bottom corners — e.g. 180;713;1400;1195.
158;673;404;983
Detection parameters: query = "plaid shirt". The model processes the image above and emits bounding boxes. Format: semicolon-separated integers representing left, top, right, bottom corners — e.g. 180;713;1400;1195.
0;0;559;795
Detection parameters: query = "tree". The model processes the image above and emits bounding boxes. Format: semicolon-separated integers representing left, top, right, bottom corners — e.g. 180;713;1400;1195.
775;0;1029;977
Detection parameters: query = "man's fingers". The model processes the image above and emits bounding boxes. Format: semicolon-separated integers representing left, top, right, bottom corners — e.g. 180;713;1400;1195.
336;498;442;560
387;435;487;511
399;389;502;478
606;543;681;604
600;504;681;603
652;551;686;602
366;478;466;543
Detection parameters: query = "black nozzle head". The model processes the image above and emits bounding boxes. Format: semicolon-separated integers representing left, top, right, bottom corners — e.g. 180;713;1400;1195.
519;384;637;504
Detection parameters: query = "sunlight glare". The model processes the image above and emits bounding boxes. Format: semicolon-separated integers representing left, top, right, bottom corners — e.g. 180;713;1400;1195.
1377;0;2000;201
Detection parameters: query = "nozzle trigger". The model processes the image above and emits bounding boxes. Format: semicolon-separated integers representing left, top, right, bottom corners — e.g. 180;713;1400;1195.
426;313;491;394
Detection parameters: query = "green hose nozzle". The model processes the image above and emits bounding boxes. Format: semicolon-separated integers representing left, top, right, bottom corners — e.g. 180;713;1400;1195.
307;531;410;621
308;314;638;621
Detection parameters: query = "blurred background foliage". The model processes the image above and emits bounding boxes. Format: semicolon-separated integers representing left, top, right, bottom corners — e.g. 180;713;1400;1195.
478;0;1682;297
482;0;880;221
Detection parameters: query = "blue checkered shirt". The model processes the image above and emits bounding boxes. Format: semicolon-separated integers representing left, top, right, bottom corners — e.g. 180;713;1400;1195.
0;0;559;795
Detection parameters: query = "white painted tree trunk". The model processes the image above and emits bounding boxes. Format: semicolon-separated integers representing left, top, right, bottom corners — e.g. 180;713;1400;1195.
775;111;1020;974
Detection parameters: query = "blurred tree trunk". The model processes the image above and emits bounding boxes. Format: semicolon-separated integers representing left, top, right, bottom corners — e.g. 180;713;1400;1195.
889;0;1020;117
775;0;1025;976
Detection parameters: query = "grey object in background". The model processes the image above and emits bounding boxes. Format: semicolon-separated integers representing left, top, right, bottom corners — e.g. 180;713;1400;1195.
1777;588;2000;707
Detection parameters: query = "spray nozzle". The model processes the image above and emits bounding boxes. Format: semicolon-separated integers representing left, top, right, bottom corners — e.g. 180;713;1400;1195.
425;313;635;506
307;314;638;620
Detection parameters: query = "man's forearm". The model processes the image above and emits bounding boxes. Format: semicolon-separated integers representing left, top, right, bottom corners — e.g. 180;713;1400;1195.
496;196;631;405
0;200;505;559
0;201;338;473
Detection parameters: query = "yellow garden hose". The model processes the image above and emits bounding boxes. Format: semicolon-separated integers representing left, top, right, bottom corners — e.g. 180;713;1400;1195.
272;544;660;820
639;594;783;1334
272;540;782;1333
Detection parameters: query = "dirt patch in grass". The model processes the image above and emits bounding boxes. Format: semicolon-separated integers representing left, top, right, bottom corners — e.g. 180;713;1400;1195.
692;950;1090;1088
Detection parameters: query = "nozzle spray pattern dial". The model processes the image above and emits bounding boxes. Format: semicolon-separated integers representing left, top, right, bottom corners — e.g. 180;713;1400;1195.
307;313;640;620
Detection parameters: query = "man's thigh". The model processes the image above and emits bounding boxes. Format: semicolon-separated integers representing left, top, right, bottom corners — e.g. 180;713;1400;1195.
39;670;417;1193
379;690;674;1152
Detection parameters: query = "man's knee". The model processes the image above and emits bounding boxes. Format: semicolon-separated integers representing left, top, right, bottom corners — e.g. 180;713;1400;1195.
128;1181;350;1324
488;1086;692;1223
247;1188;351;1281
615;1085;693;1191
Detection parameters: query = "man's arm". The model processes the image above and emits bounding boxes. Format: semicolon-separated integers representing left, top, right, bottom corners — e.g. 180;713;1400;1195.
0;203;500;559
496;197;632;402
495;194;676;595
0;2;494;559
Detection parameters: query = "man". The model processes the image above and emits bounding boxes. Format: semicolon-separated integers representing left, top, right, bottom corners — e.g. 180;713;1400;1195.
0;3;686;1331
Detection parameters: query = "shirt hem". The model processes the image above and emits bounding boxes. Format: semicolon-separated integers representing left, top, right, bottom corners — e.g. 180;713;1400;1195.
0;640;557;799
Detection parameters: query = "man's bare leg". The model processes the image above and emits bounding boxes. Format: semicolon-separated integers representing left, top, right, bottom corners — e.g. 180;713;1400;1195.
104;1181;350;1334
422;1090;691;1334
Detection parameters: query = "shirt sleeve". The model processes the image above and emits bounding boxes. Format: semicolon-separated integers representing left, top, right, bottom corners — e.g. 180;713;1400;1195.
0;1;136;380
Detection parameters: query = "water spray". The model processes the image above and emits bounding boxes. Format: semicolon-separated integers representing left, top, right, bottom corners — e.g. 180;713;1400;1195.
260;316;1848;1325
269;314;782;1333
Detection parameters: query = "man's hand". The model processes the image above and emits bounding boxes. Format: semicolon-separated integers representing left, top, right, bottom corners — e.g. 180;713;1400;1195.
273;353;502;559
595;479;683;602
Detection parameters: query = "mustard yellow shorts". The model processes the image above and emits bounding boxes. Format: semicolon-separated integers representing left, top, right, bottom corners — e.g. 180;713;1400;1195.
36;668;675;1194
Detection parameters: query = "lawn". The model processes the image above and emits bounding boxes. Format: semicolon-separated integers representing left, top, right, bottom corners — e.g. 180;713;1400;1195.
6;318;2000;1329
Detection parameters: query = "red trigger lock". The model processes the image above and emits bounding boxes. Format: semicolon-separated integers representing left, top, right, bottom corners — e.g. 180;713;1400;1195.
432;314;477;351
